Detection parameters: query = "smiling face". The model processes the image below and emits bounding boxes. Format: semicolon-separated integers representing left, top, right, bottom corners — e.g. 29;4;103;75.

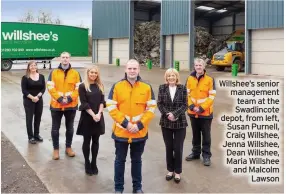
29;62;38;73
194;60;205;74
165;68;180;85
88;68;99;82
166;72;177;85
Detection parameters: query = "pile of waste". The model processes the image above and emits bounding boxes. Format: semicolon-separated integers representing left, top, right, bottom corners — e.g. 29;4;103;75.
134;22;233;66
134;21;160;66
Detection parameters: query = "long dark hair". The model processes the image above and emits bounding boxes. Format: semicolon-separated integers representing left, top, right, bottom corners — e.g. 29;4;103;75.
26;61;38;78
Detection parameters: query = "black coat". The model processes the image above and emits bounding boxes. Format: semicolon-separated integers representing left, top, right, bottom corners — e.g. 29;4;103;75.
76;83;106;136
157;84;188;129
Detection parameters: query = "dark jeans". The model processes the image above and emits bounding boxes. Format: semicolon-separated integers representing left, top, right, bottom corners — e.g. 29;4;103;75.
114;140;146;192
190;117;212;158
23;98;43;140
82;134;100;164
51;110;76;149
161;127;186;174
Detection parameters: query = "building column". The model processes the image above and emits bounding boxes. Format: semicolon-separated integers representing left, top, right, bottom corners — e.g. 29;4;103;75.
92;39;97;63
245;29;251;74
109;38;113;64
160;35;166;68
188;0;195;71
129;0;134;59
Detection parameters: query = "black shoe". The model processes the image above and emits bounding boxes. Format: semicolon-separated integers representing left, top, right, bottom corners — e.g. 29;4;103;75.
91;160;98;175
203;157;211;166
34;135;43;142
133;189;144;193
185;153;200;161
29;138;37;144
85;161;93;176
165;172;174;181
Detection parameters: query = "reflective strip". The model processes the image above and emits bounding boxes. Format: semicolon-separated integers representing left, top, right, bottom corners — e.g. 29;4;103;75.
132;114;143;122
47;81;55;90
58;92;63;96
147;100;156;106
116;123;125;129
107;105;117;112
147;107;156;113
65;92;72;96
106;99;118;105
47;85;54;90
191;98;196;103
209;95;215;100
125;115;130;121
209;90;216;94
75;82;81;89
187;89;190;93
197;98;207;104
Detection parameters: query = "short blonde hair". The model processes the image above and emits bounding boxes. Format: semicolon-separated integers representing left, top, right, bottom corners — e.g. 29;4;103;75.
60;51;71;57
194;58;206;67
164;68;180;85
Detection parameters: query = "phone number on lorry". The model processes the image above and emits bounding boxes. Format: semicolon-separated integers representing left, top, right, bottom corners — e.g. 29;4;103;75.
2;48;24;52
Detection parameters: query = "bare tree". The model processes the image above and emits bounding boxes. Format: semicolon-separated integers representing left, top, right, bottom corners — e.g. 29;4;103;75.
19;10;35;22
19;10;62;25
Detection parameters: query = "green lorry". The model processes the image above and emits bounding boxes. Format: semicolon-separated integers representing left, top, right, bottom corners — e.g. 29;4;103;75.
1;22;89;71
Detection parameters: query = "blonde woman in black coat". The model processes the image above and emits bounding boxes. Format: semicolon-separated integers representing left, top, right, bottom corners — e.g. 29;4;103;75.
76;65;106;176
157;68;188;183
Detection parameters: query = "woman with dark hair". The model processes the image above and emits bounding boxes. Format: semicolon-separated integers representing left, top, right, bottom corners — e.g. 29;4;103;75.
76;65;106;176
21;61;46;144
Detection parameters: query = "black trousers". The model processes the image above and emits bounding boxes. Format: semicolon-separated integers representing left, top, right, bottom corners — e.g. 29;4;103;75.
23;98;43;140
161;127;186;174
190;117;212;158
51;110;76;149
82;134;100;164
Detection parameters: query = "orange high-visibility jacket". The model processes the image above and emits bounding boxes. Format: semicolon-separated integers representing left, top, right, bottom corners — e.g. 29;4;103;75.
186;70;216;119
47;64;82;111
106;75;157;143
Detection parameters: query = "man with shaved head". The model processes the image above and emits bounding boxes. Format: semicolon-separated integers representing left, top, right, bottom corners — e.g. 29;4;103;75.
106;59;156;193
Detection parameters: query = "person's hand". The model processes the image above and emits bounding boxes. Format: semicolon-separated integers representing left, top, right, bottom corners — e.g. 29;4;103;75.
62;97;68;104
94;113;101;122
32;96;39;103
167;112;175;121
126;122;133;130
129;124;139;133
92;114;99;122
193;107;199;112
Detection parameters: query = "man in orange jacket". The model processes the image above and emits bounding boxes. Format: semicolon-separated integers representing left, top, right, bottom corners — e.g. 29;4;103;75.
106;59;156;193
47;52;82;160
185;58;216;166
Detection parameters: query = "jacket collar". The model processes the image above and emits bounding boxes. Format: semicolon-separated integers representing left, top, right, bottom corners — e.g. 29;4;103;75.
58;63;71;71
123;73;142;82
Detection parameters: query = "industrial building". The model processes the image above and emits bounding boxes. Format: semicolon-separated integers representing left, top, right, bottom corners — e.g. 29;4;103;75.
91;0;284;76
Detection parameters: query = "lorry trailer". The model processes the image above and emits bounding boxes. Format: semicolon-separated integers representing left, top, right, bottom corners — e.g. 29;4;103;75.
1;22;88;71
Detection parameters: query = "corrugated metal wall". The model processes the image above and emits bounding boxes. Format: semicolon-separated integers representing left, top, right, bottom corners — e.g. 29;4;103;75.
92;0;129;39
161;0;189;35
246;0;284;29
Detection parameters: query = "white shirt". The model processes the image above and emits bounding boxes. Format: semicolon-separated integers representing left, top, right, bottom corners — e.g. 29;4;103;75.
169;85;177;102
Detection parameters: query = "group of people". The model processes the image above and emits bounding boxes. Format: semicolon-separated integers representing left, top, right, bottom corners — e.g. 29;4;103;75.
21;51;216;194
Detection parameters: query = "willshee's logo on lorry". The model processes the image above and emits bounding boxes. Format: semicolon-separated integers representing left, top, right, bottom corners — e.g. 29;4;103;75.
2;30;58;41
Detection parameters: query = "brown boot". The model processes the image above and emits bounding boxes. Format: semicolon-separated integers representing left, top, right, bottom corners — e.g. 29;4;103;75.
53;149;60;160
65;147;75;157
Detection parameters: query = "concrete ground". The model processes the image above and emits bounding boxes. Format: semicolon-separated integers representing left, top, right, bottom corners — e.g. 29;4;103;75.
1;61;284;193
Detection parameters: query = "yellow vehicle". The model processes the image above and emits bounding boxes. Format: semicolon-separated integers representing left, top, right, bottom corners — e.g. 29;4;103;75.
211;30;245;72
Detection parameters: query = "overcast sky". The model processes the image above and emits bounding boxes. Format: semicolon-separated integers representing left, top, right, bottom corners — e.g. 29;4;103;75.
1;0;93;31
